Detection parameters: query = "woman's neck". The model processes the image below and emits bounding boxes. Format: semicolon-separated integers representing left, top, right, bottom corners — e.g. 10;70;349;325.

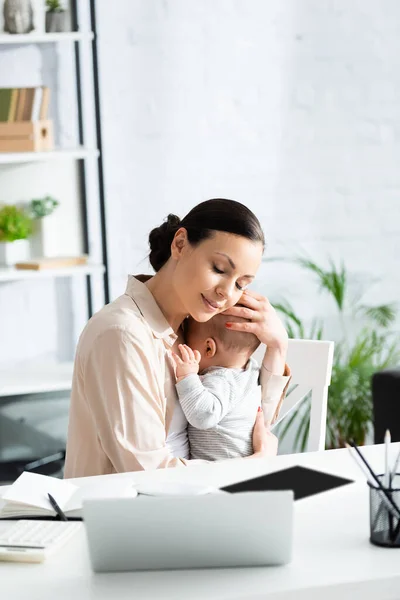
145;266;188;332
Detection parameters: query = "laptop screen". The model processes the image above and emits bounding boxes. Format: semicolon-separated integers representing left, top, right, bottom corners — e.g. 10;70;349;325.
220;465;354;500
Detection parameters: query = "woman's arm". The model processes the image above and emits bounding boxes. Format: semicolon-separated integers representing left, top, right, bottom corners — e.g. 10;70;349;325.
83;327;188;471
223;290;291;426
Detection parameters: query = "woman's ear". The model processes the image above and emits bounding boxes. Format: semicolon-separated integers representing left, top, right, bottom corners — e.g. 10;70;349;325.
205;338;217;358
171;228;188;260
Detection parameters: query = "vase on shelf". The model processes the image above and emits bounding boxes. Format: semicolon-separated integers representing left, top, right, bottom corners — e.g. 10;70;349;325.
29;214;58;258
31;0;46;34
3;0;34;34
45;9;69;32
0;239;30;266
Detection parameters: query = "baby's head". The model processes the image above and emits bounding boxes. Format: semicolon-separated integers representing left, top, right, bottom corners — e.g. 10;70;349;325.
184;314;261;372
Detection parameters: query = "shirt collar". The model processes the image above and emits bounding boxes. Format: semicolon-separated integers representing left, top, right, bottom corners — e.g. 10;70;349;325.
125;275;178;346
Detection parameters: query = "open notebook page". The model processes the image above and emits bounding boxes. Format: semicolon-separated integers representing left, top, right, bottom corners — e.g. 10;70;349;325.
1;472;77;517
0;472;138;518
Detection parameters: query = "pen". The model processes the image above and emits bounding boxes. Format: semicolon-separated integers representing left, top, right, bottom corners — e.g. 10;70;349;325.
345;444;400;521
385;429;391;488
391;446;400;481
348;440;400;519
48;493;68;521
347;441;400;542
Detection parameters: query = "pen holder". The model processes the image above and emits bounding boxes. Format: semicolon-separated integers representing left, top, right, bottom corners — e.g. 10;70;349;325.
368;473;400;547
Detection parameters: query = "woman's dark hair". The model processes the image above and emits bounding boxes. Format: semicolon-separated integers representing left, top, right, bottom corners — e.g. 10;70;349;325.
148;198;265;272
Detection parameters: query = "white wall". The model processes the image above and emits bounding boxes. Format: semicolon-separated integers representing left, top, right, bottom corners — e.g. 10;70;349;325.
3;0;399;366
96;0;400;335
1;1;400;455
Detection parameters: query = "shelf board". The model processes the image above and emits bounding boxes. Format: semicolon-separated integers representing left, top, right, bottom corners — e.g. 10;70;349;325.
0;32;94;45
0;147;99;165
0;263;105;282
0;361;74;397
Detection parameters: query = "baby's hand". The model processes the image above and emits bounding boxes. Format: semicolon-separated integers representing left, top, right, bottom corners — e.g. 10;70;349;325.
172;344;201;381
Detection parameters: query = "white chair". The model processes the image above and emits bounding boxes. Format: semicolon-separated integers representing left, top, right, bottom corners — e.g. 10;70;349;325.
254;339;334;452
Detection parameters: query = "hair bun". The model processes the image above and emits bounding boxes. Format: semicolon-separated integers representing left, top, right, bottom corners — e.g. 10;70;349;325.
165;214;181;231
148;213;181;272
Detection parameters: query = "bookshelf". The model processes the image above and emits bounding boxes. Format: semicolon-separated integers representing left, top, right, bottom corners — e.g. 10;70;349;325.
0;0;109;399
0;32;94;45
0;262;105;282
0;147;99;165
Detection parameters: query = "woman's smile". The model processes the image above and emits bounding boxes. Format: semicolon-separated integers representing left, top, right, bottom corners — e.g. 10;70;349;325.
201;294;222;312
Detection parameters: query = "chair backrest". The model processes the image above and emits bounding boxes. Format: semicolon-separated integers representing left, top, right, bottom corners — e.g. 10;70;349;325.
253;339;334;452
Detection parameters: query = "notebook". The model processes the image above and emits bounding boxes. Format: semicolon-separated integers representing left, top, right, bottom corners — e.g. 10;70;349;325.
0;472;137;519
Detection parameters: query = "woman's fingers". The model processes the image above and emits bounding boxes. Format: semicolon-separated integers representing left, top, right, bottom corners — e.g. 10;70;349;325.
225;320;257;333
222;305;257;320
223;291;270;316
252;409;278;457
242;289;266;302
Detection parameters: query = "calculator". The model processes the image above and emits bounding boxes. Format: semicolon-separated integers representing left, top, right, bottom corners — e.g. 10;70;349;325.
0;520;82;563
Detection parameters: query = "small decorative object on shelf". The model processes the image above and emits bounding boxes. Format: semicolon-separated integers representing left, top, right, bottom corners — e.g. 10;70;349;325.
45;0;69;33
0;204;33;266
3;0;34;34
30;194;59;218
29;194;59;257
31;0;46;34
0;86;53;152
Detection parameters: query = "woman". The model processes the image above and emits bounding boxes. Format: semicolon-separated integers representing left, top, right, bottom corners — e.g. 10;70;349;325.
64;199;291;478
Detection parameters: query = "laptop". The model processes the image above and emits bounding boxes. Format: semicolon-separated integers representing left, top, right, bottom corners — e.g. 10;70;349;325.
83;491;293;572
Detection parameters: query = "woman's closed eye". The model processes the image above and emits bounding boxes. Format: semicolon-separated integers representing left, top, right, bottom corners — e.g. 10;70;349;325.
212;265;247;291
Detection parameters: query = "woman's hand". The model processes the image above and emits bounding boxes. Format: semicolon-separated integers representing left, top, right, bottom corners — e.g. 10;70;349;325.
223;289;288;351
250;408;278;458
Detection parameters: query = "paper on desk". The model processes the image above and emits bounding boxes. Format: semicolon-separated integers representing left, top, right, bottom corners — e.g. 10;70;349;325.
2;471;78;510
65;478;138;513
0;472;138;518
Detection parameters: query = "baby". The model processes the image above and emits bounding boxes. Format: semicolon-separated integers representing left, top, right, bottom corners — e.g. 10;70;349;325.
173;314;266;461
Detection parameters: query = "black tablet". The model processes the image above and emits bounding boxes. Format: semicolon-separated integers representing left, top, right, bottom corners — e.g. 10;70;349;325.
220;465;354;500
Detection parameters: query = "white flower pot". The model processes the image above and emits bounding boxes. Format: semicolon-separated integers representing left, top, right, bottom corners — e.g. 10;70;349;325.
31;0;46;34
45;10;69;32
30;215;58;258
0;239;30;266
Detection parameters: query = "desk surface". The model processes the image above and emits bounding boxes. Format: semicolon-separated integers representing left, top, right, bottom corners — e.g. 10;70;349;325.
1;444;400;600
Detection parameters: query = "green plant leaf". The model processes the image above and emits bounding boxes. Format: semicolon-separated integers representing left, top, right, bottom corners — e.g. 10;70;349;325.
274;254;400;451
294;257;346;312
0;205;33;242
357;304;397;328
292;399;311;452
30;196;59;219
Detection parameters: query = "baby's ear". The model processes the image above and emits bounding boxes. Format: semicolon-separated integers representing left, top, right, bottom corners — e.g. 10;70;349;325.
205;337;217;358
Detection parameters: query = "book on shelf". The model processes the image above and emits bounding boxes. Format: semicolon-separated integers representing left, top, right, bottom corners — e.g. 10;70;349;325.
14;255;89;271
0;86;50;122
0;472;138;520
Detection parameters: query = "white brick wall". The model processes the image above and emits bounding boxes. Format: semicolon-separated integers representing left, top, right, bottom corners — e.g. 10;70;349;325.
1;1;399;377
96;0;400;338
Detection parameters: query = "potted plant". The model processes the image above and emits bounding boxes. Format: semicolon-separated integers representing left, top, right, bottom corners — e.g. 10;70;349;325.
45;0;69;33
272;257;400;450
29;195;59;257
0;205;33;266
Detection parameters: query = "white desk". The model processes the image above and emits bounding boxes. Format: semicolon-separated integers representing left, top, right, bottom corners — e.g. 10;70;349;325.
1;444;400;600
